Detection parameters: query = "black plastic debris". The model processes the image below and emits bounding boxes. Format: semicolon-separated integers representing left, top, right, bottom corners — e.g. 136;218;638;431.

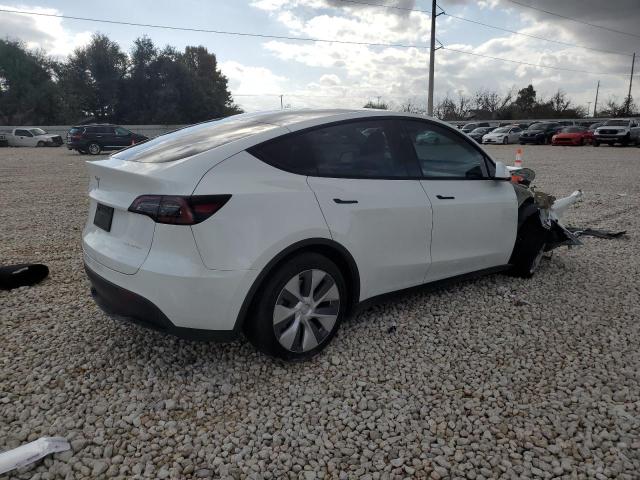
566;228;627;239
0;264;49;290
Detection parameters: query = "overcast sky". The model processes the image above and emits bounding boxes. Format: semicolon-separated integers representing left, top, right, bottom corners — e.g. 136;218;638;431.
1;0;638;113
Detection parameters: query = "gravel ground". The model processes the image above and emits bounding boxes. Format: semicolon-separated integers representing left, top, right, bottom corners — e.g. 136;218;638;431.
1;144;639;480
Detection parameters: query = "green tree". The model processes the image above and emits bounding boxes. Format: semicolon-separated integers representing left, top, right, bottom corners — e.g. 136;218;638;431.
0;39;61;125
514;84;537;115
59;33;128;121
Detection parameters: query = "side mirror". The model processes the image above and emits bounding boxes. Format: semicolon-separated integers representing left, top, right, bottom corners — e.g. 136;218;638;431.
494;161;511;180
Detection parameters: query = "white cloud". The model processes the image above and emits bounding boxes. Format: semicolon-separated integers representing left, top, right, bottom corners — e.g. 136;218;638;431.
0;4;91;57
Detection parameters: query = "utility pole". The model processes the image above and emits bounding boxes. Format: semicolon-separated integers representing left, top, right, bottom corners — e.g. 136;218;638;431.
593;80;600;117
280;95;284;110
427;0;436;116
626;52;635;115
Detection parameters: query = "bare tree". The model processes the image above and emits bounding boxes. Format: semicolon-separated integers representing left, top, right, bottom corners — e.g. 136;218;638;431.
434;92;470;120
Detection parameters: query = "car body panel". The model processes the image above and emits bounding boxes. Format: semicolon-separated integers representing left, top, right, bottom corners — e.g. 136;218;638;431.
191;151;332;272
421;179;517;281
307;176;432;300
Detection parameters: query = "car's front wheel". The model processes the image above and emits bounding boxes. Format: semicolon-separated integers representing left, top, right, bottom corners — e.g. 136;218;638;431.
244;252;347;360
37;141;45;147
510;215;548;278
88;142;102;155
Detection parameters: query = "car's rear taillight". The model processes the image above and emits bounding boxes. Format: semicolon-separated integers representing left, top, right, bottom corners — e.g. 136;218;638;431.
128;195;231;225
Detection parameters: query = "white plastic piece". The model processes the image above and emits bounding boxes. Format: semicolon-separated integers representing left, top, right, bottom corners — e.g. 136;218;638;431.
551;190;583;218
0;437;70;475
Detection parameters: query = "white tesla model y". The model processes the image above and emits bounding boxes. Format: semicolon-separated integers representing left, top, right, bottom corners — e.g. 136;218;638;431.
83;109;577;360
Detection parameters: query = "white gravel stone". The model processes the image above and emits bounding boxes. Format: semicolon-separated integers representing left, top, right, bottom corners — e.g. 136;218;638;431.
1;145;639;479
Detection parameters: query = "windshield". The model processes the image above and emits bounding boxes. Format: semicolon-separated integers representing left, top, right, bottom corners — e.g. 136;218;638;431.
470;128;489;133
603;120;629;126
29;128;47;135
493;127;510;133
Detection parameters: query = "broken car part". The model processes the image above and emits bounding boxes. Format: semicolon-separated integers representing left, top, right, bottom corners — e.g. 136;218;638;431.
0;437;70;475
0;264;49;290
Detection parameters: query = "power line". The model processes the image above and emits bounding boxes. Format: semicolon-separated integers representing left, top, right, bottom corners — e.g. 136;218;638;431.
0;8;429;49
442;12;633;57
336;0;632;56
441;46;636;77
1;7;635;78
507;0;640;40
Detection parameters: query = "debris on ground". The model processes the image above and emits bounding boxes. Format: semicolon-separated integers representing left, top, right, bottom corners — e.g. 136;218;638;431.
566;228;627;239
0;264;49;290
0;437;70;475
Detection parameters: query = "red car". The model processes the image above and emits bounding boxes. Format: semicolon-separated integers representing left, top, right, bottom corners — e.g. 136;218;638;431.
551;126;593;146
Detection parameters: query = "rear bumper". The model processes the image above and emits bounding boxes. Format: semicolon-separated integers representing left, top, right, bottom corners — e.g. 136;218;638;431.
85;263;240;341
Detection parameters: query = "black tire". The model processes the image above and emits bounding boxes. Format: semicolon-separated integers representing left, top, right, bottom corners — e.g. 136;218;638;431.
579;138;584;146
88;142;102;155
502;136;508;145
593;140;600;147
78;150;88;155
509;216;547;278
243;252;348;360
36;141;45;147
519;142;525;145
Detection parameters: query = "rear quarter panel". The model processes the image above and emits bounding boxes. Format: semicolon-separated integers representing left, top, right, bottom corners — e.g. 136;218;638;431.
191;151;332;272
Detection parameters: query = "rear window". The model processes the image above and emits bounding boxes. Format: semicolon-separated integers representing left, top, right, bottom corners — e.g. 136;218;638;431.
114;116;278;163
69;127;84;134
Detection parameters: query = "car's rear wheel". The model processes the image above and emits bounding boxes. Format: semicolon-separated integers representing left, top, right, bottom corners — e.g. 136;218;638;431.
509;215;548;278
244;252;347;360
88;142;102;155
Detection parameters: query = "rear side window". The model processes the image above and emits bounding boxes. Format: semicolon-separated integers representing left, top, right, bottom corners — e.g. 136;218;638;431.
400;120;488;179
14;129;31;136
69;127;83;134
250;120;408;178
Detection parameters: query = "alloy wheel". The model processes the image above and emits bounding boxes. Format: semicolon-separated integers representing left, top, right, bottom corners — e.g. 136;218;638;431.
272;269;340;353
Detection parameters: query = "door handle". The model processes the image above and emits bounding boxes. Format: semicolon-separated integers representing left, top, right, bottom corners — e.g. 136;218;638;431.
436;195;455;200
333;198;358;204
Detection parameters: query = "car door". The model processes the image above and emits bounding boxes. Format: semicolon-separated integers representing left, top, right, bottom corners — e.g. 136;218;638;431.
303;119;433;300
509;127;522;143
14;129;34;147
114;127;133;148
398;119;517;282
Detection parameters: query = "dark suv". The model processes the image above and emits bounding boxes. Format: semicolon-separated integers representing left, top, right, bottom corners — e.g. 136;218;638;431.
66;124;148;155
519;122;562;145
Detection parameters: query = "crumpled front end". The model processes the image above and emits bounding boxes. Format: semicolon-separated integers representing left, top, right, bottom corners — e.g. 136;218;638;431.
509;167;583;252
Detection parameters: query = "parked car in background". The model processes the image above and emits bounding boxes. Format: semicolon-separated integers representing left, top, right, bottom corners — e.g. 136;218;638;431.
519;122;562;145
467;126;496;143
482;125;522;145
67;124;148;155
0;132;7;147
6;128;63;147
83;109;582;360
551;126;593;146
593;119;640;146
461;122;491;134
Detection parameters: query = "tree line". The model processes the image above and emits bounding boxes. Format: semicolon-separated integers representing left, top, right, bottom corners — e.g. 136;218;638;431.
366;84;637;121
0;34;241;125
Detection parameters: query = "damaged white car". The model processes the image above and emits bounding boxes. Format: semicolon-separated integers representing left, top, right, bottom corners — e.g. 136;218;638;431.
83;110;582;360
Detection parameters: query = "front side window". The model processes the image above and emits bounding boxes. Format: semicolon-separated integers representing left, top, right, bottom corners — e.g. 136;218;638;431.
401;120;488;179
15;130;31;136
250;120;408;178
29;128;46;136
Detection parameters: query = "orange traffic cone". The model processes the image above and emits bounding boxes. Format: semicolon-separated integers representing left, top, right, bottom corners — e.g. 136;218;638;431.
514;148;523;168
